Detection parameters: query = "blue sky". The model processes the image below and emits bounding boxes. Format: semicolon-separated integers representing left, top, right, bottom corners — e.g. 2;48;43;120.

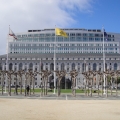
0;0;120;54
70;0;120;33
66;0;120;33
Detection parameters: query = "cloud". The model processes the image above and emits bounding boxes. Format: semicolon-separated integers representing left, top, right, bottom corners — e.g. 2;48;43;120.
0;0;93;54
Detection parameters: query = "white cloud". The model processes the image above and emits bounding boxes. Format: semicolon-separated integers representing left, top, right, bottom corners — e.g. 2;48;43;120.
0;0;93;54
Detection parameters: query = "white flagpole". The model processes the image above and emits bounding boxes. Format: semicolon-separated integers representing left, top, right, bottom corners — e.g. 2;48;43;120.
102;26;106;94
53;25;56;94
39;58;41;93
5;26;10;93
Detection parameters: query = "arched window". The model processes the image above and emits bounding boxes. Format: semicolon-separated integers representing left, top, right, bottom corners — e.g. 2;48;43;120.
50;63;54;71
29;63;33;70
41;63;43;70
19;63;22;70
114;63;117;71
93;63;96;71
61;63;64;71
105;63;107;70
0;63;2;70
9;63;13;70
72;63;75;70
82;63;86;72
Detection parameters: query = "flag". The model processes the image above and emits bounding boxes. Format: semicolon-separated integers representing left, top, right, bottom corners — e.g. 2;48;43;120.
55;28;68;37
9;29;17;39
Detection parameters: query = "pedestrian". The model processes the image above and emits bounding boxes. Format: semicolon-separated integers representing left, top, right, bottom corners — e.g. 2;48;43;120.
26;85;30;95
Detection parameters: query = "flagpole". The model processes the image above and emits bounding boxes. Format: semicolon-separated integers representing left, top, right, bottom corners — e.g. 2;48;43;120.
102;26;106;95
5;26;10;93
40;58;42;94
53;25;56;94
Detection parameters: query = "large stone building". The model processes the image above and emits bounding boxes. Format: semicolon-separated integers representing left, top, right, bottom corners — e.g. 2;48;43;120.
0;28;120;88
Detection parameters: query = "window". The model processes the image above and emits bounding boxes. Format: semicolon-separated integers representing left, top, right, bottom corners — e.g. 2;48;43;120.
93;63;97;71
61;63;65;71
114;63;117;70
72;63;75;70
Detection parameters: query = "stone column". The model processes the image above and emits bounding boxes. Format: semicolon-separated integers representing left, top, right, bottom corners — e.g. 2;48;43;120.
69;63;72;71
59;63;61;71
6;63;9;71
33;63;35;71
86;63;88;71
43;63;45;70
91;64;93;71
2;64;5;70
12;63;15;71
111;64;113;71
17;63;19;71
97;64;99;71
37;64;39;72
22;63;25;70
27;63;29;71
117;63;119;70
75;63;78;71
65;63;67;71
48;63;50;71
107;63;109;70
80;64;82;73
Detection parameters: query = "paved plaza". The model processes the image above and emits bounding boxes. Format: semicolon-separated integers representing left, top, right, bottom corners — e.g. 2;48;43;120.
0;98;120;120
0;92;120;100
0;90;120;120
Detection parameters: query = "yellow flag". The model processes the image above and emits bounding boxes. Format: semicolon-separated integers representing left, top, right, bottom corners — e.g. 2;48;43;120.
55;28;68;37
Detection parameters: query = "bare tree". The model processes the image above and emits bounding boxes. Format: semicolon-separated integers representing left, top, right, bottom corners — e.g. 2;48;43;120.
13;72;18;95
6;70;14;96
70;70;78;97
17;70;24;95
23;71;29;96
0;70;6;95
55;70;66;96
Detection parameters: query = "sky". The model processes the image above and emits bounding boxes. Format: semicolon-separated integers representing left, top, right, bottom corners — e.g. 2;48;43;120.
0;0;120;55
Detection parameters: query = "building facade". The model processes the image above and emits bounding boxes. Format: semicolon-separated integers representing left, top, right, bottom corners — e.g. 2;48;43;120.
0;28;120;88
